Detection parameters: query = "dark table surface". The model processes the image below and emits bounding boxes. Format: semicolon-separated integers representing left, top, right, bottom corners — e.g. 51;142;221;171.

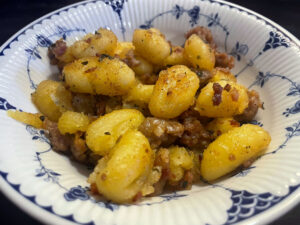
1;0;300;224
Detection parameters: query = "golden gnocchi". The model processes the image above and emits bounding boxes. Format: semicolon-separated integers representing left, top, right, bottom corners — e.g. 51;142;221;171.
93;130;154;203
201;124;271;181
9;26;271;204
86;109;145;155
195;80;249;117
133;28;171;65
149;65;199;118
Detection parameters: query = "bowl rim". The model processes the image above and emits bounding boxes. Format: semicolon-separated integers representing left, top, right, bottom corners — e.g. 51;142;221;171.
0;0;300;225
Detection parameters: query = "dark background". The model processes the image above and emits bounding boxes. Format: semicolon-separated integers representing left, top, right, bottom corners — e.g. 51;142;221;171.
0;0;300;224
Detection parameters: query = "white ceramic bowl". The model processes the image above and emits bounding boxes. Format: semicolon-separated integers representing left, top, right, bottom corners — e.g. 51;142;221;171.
1;0;300;224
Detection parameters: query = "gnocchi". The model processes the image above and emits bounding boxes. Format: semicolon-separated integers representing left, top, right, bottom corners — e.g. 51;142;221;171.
133;28;171;65
195;80;249;117
63;56;135;96
9;26;271;204
149;65;199;118
184;34;215;71
93;130;154;203
201;124;271;181
86;109;145;155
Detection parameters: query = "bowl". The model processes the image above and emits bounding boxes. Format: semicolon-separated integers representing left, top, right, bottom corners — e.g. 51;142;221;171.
0;0;300;224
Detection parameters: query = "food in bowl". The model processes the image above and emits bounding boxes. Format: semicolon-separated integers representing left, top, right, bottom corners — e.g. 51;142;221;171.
7;26;271;203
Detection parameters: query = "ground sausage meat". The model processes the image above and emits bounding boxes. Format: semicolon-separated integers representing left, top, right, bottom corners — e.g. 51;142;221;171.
179;107;211;125
215;51;235;69
234;90;262;122
72;93;96;115
185;26;216;49
191;69;212;88
44;119;72;152
137;73;158;85
123;50;140;67
139;117;184;148
180;117;212;149
48;39;68;66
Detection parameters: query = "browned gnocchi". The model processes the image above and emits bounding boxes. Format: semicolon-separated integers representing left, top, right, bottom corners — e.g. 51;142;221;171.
8;26;271;204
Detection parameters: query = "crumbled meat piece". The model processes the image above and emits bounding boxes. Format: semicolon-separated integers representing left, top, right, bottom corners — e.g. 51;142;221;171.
230;88;239;102
48;47;59;65
44;119;72;152
48;39;69;69
85;37;92;44
152;148;170;195
72;93;96;115
180;117;212;149
191;69;212;88
224;84;231;92
123;50;140;67
234;90;262;122
95;95;108;116
70;132;88;163
185;26;216;49
212;83;223;106
85;150;101;166
138;73;158;85
51;39;67;57
215;51;235;69
139;118;184;148
179;107;211;125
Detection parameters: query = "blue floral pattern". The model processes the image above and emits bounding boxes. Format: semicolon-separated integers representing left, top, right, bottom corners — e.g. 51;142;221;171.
236;31;290;77
0;97;16;110
25;26;86;89
234;166;255;177
64;186;90;201
249;120;263;127
263;31;290;52
225;186;298;224
230;42;248;61
103;0;128;39
248;71;300;118
139;4;230;50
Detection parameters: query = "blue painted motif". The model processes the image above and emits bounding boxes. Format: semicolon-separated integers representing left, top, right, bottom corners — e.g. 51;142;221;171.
229;42;248;61
37;35;53;48
25;124;118;209
263;31;290;52
64;186;90;201
225;183;300;224
140;4;230;51
104;0;128;39
236;32;290;77
248;71;300;117
283;100;300;117
138;192;187;206
25;26;86;89
234;166;255;177
264;120;300;155
0;171;95;225
249;120;263;127
0;97;16;110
